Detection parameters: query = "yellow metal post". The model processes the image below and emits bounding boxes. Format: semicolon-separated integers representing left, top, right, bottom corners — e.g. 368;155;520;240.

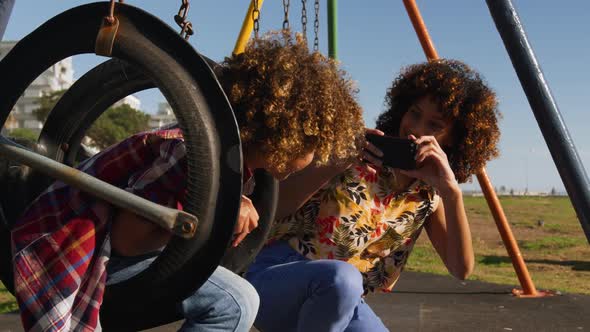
233;0;265;55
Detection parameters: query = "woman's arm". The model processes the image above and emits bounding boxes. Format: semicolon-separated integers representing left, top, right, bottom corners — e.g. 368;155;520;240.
400;135;474;279
424;187;474;280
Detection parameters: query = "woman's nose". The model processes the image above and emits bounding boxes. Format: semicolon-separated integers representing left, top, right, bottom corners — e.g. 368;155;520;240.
408;123;427;138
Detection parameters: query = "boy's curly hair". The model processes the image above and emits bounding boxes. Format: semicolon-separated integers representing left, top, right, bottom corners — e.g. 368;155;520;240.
218;31;364;171
376;59;501;183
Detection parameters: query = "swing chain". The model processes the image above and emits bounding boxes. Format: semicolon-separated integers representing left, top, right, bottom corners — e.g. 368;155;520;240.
283;0;290;30
97;0;125;56
301;0;308;41
253;0;261;39
313;0;320;51
104;0;124;25
174;0;194;40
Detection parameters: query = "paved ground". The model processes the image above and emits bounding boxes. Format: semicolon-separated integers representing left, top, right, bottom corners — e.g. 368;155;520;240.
2;271;588;331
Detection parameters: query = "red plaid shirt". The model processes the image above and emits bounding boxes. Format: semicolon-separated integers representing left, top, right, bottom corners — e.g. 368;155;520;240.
11;128;191;331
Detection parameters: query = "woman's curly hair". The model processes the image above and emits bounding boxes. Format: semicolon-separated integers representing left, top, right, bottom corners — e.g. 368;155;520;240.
218;31;365;171
376;59;501;183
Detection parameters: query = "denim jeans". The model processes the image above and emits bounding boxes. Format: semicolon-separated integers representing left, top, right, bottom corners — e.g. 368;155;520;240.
107;252;259;332
245;241;388;332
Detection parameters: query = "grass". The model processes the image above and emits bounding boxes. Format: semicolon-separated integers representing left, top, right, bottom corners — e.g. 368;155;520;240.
1;196;589;314
406;195;590;295
0;282;16;314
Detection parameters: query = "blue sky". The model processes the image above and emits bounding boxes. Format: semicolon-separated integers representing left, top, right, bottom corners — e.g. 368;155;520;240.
4;0;589;192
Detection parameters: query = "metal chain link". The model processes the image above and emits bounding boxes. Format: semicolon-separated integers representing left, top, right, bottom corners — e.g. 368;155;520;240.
105;0;117;25
301;0;308;41
282;0;290;30
253;0;261;39
103;0;125;25
174;0;194;40
313;0;320;51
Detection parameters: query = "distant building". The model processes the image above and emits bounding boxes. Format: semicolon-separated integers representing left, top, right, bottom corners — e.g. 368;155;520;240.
1;40;74;132
1;40;140;134
149;102;176;129
113;96;141;111
466;190;552;197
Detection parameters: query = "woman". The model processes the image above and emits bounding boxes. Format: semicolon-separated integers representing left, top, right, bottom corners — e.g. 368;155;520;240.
246;59;501;332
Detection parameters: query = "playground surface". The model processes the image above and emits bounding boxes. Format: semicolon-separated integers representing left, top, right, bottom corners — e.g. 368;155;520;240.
1;271;588;331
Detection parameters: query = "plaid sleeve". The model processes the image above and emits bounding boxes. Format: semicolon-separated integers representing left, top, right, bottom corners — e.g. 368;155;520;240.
125;135;188;210
11;128;186;332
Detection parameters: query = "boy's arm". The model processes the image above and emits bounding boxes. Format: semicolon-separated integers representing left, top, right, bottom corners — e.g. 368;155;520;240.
111;209;172;256
276;128;383;220
111;133;186;256
274;163;345;220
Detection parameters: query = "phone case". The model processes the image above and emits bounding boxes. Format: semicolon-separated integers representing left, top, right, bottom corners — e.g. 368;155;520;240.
365;134;417;170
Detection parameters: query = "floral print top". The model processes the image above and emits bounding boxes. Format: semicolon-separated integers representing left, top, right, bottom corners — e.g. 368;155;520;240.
268;165;439;293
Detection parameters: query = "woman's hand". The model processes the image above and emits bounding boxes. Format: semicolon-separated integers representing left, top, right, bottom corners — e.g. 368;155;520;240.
232;195;260;247
329;128;384;174
400;135;458;194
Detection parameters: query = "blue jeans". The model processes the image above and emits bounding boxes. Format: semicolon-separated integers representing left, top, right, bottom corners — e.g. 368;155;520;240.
245;241;388;332
107;252;259;332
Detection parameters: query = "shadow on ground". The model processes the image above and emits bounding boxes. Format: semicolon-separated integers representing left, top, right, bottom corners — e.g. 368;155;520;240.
1;271;589;331
481;254;590;271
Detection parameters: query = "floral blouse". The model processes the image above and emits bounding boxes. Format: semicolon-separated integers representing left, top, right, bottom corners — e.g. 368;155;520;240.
268;165;440;293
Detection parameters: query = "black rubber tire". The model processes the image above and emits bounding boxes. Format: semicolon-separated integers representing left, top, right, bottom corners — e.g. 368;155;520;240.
33;58;279;277
0;3;242;330
220;169;278;274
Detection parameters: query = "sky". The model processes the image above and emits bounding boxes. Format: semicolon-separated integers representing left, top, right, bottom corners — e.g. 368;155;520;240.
3;0;589;193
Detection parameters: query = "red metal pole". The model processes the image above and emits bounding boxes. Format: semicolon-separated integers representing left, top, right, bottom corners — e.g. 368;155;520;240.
402;0;438;61
477;169;538;296
402;0;541;297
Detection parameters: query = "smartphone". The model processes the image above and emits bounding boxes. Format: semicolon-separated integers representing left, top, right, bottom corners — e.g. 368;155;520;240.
365;133;417;170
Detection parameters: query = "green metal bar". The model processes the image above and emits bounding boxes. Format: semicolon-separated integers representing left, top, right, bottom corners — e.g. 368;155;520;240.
327;0;338;59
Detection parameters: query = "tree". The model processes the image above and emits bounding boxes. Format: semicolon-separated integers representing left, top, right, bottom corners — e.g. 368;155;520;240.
7;128;39;142
86;104;150;149
509;188;514;196
33;90;66;122
550;187;557;196
32;92;150;150
500;185;506;194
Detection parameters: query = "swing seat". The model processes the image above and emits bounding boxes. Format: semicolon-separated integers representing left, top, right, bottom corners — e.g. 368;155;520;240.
0;2;276;330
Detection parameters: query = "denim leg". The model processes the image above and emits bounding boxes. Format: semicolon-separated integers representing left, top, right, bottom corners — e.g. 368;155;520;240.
106;255;259;332
179;265;260;332
246;242;365;332
105;252;158;285
344;299;389;332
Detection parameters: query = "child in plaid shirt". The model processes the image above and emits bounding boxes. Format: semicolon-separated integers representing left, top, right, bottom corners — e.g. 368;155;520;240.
11;31;365;332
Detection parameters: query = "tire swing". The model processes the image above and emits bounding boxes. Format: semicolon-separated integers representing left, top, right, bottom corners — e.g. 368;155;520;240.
0;2;242;330
33;56;278;276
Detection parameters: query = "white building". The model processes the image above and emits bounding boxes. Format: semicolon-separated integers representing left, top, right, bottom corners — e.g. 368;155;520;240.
113;95;141;111
1;40;141;133
1;40;74;132
149;102;177;129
